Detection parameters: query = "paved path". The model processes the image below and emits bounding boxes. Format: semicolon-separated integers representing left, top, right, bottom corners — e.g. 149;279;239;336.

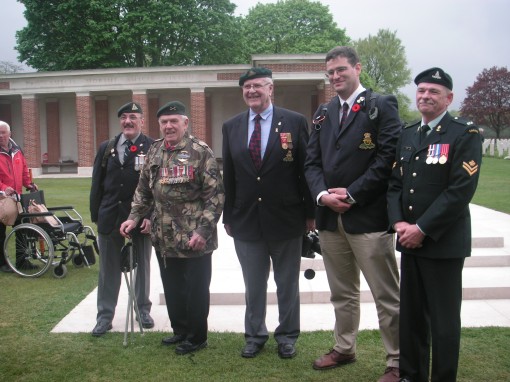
52;204;510;334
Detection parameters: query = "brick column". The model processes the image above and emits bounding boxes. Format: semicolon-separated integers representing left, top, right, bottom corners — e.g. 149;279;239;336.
190;88;207;144
21;95;41;169
76;92;94;167
95;96;109;148
148;94;160;139
45;99;61;163
133;91;149;135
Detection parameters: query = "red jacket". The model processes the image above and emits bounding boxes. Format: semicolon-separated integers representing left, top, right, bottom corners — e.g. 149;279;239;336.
0;139;32;195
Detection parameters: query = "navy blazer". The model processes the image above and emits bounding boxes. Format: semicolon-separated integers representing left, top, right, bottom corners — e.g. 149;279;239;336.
222;106;315;241
387;112;482;259
305;91;401;234
90;133;154;235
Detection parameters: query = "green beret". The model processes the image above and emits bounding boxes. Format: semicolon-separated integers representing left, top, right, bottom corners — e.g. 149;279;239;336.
414;67;453;90
157;101;187;118
239;67;272;86
117;102;143;117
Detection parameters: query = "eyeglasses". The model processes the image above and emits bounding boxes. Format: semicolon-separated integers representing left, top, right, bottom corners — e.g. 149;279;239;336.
325;67;347;78
243;83;271;91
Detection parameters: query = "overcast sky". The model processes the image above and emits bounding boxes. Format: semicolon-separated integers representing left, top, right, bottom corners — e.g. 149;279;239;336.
1;0;509;109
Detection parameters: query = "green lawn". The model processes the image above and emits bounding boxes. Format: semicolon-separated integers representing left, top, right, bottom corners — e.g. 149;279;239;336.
0;161;509;381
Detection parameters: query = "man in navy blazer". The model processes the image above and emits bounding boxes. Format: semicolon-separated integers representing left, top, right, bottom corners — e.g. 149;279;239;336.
90;102;154;336
222;67;315;359
305;47;401;382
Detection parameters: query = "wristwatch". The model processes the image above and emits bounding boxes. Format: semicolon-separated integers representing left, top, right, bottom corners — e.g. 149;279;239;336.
344;194;356;205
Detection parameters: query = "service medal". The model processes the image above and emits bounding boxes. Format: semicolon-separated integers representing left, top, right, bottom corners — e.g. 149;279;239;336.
359;133;376;150
426;145;434;164
280;133;289;150
438;144;449;164
283;150;294;162
432;144;440;164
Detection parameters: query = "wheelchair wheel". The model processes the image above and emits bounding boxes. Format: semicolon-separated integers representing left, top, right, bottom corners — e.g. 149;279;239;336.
3;223;54;278
53;264;68;279
71;252;84;268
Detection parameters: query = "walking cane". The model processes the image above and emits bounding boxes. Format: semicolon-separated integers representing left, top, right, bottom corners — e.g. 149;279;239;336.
120;240;144;347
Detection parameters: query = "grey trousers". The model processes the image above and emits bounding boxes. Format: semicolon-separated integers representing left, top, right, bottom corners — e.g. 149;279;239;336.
234;236;302;345
96;230;152;324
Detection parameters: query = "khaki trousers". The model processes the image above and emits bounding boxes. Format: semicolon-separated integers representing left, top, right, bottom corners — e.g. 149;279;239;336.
319;216;400;367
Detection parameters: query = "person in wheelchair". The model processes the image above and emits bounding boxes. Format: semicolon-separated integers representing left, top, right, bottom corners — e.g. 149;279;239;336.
89;102;155;336
0;120;38;273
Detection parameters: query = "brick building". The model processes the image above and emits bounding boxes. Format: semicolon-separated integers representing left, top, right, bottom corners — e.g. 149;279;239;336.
0;54;335;176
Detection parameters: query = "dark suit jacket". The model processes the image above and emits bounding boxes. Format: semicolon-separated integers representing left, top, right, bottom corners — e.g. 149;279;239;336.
222;106;315;241
90;133;154;235
387;112;482;258
305;91;401;234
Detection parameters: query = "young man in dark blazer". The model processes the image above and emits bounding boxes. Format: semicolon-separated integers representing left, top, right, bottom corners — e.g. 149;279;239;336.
90;102;155;336
305;46;401;382
222;67;315;359
388;68;482;382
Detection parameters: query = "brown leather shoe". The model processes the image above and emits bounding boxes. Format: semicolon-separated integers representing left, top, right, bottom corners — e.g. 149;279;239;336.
313;349;356;370
378;367;400;382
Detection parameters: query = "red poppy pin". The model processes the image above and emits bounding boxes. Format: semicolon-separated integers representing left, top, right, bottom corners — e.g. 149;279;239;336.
129;145;138;153
352;104;361;112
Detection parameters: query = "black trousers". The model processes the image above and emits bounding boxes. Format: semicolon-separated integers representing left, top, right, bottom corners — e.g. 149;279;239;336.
399;254;465;382
0;223;6;266
156;251;212;344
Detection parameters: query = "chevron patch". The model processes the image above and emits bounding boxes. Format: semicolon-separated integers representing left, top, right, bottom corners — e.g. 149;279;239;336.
462;160;479;176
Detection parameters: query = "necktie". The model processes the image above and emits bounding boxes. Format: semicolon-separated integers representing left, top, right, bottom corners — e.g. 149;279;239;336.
249;114;262;169
124;140;133;163
339;102;349;130
419;125;430;144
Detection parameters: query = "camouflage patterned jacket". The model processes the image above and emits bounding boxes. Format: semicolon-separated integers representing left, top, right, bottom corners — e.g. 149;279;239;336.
128;134;224;258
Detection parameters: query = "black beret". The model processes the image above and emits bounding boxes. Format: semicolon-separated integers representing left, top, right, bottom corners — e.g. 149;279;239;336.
414;67;453;90
157;101;187;118
117;102;143;117
239;67;272;86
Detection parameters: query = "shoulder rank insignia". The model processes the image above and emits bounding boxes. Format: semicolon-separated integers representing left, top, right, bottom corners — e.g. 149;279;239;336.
462;160;479;176
359;133;376;149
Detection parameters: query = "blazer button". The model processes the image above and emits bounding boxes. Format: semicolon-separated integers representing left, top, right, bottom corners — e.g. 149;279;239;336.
118;201;122;204
336;144;341;150
410;189;414;194
408;205;413;211
415;156;420;160
258;198;262;202
256;177;261;181
412;172;417;177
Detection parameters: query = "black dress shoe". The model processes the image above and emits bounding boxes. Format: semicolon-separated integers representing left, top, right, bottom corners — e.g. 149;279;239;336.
175;340;207;355
92;321;113;337
161;334;187;346
278;343;297;359
241;342;264;358
136;313;155;329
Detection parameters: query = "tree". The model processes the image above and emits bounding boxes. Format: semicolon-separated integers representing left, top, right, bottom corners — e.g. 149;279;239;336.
16;0;244;70
354;29;413;122
241;0;349;59
0;61;23;74
461;66;510;138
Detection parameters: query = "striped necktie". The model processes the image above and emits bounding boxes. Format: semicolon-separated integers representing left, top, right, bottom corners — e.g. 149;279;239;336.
249;114;262;169
339;102;349;130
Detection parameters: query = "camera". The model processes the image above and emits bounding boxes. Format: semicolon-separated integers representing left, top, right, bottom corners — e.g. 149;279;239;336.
302;230;321;259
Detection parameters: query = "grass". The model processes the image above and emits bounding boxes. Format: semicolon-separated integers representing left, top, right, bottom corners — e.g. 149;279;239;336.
471;156;510;214
0;165;509;381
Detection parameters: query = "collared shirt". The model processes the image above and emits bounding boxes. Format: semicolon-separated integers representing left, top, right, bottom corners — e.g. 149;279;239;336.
117;133;141;164
421;110;447;137
248;104;273;159
338;84;366;122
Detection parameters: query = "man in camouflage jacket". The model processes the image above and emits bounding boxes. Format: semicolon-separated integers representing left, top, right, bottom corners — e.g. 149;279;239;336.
121;101;224;355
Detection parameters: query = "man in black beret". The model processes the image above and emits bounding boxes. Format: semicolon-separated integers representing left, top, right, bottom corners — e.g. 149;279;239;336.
387;68;482;382
222;67;315;359
121;99;224;355
90;101;155;336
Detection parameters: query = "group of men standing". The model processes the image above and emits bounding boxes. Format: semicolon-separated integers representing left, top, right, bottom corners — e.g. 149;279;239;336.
88;45;482;382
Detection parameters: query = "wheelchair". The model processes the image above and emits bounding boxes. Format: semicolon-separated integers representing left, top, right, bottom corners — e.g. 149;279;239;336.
3;190;99;278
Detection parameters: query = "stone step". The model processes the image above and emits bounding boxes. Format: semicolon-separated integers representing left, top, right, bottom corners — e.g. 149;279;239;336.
160;266;510;305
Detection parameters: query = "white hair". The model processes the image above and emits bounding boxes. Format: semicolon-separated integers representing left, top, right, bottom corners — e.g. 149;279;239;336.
0;121;11;132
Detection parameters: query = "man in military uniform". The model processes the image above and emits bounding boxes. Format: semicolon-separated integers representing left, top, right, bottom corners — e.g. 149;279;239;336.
387;68;482;382
90;102;155;336
120;101;224;355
